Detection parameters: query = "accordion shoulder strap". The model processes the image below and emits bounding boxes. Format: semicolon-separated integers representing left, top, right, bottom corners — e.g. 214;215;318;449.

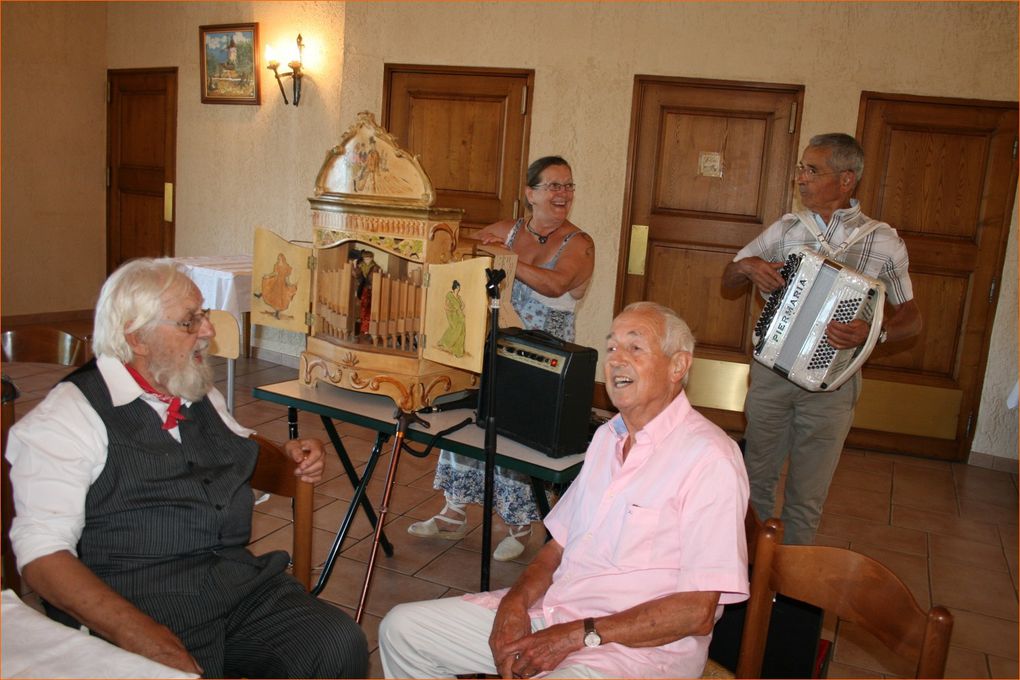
796;210;882;259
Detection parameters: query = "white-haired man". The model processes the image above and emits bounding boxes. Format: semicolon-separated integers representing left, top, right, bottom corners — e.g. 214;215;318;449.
379;301;749;679
6;259;368;678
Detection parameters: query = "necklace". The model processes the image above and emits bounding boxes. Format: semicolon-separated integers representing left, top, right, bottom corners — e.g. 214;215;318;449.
525;218;557;245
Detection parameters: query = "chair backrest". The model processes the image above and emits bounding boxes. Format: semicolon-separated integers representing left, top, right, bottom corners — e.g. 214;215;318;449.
1;328;90;366
208;310;241;360
736;518;953;679
249;435;314;591
2;377;20;592
744;504;762;560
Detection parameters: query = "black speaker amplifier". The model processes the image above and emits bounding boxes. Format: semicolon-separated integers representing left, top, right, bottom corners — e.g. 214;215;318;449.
477;328;597;458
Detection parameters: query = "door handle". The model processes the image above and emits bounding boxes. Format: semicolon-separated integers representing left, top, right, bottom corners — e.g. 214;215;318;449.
164;182;174;222
627;225;649;275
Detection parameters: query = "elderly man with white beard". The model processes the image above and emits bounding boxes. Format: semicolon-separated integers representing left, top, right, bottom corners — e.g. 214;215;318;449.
5;259;368;678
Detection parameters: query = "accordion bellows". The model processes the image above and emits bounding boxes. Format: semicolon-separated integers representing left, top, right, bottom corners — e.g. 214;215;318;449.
752;249;885;392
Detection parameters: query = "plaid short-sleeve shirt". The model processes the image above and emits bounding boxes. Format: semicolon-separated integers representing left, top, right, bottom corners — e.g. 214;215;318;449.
734;200;915;306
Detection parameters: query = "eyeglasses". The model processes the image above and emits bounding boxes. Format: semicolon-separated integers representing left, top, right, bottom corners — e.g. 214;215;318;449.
795;163;844;180
163;308;211;334
532;182;577;192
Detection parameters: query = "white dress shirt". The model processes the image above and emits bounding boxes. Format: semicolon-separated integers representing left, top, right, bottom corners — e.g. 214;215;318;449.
5;355;253;570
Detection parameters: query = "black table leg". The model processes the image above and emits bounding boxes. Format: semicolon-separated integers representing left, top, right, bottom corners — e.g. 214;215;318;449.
320;417;394;556
530;476;554;542
310;423;393;597
530;476;551;517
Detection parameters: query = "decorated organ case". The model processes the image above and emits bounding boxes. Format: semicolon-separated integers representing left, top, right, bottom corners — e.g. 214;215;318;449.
252;111;498;412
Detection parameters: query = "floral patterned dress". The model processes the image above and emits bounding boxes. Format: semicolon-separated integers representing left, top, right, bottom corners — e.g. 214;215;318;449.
432;219;583;525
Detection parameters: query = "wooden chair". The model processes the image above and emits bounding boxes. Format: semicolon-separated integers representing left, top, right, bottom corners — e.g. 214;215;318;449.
2;328;90;594
698;506;764;679
249;434;314;591
1;327;90;365
207;310;240;414
736;518;953;679
744;504;762;559
2;377;20;592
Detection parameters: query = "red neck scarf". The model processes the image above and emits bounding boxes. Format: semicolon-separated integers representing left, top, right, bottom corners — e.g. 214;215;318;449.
124;364;187;430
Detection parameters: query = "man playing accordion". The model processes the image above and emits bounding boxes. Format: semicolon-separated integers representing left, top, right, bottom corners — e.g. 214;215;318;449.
722;133;922;546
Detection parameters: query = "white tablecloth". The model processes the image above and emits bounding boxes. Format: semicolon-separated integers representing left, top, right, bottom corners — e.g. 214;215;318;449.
1;589;198;678
173;255;252;321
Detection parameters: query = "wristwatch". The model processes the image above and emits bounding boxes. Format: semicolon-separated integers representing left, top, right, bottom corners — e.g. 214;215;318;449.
583;617;602;648
878;327;889;344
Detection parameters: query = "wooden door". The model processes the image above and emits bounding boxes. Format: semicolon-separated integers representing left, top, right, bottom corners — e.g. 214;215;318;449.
383;65;533;234
852;93;1017;460
106;68;178;273
616;76;803;430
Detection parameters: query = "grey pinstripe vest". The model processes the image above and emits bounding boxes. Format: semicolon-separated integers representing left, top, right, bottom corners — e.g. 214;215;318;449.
64;361;271;599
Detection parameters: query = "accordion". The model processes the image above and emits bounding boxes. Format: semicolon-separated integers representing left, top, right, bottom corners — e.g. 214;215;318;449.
752;249;885;392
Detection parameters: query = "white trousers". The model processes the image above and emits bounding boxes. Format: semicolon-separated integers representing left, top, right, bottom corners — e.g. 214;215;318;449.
378;596;605;679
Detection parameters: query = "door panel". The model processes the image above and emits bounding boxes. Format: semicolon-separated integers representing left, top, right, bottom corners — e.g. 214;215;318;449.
881;129;987;238
107;68;177;273
867;270;967;376
408;97;504;194
121;92;167;165
655;112;768;217
618;76;803;367
118;195;164;263
854;92;1017;459
383;65;533;233
644;245;748;353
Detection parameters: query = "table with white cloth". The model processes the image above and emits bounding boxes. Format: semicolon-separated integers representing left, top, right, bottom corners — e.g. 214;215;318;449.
173;255;253;355
172;255;252;319
1;589;199;678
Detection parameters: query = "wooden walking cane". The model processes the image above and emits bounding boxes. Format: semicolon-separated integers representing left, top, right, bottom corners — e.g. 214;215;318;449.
355;408;427;623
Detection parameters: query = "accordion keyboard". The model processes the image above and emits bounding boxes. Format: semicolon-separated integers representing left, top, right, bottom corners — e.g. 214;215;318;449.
753;252;801;352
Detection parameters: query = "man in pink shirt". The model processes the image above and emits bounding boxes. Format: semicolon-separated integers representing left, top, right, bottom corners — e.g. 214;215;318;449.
379;302;749;678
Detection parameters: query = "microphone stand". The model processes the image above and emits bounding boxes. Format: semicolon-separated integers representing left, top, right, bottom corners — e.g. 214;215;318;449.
480;267;505;591
354;268;504;617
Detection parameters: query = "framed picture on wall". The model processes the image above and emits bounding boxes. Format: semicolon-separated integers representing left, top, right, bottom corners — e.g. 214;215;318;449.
199;23;260;105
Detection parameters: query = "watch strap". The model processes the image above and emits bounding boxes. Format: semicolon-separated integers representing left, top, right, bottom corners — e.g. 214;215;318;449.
583;617;601;647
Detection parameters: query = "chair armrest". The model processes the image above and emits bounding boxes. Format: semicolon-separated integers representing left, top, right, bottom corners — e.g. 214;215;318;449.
248;435;314;590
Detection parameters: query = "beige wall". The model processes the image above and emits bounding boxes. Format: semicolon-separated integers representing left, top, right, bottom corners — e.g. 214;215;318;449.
972;195;1019;462
1;2;108;316
105;2;347;256
2;1;1016;459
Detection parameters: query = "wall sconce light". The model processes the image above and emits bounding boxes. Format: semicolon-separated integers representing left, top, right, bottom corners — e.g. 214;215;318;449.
266;34;304;106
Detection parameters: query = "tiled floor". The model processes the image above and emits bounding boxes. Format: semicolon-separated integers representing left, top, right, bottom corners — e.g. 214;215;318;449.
4;352;1018;678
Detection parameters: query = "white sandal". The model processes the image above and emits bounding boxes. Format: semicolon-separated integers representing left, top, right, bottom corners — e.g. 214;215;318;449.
493;524;532;562
407;501;468;539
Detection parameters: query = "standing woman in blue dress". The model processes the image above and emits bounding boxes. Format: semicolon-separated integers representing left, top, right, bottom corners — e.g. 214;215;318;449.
408;156;595;561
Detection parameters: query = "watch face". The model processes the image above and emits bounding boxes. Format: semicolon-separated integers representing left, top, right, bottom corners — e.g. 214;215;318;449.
584;630;601;648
